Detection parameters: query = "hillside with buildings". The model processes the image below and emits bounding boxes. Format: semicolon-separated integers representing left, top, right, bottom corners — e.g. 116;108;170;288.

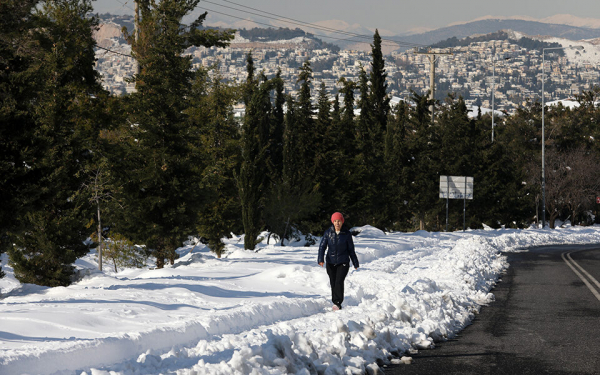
94;15;600;114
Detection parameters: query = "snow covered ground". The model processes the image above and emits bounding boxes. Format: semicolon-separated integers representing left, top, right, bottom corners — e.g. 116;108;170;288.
2;225;600;375
546;37;600;66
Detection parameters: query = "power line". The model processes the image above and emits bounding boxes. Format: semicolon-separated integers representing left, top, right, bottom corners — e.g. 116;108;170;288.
96;45;132;58
217;0;427;48
115;0;135;13
202;0;426;48
197;5;403;47
197;6;381;45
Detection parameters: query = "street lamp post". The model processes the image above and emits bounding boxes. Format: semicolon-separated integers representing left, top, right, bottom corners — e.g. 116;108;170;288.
541;45;584;228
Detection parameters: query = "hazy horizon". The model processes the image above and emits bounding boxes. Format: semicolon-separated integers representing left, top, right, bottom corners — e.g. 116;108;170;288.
92;0;600;35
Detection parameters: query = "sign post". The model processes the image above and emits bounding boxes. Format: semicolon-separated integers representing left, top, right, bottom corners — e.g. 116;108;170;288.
439;176;474;231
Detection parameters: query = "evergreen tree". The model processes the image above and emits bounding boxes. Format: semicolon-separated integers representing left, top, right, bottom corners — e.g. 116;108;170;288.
282;95;300;186
119;2;234;267
270;69;286;180
5;0;107;286
329;78;358;218
314;82;332;192
405;91;439;230
349;67;376;225
316;82;332;145
436;95;478;230
438;96;474;176
295;61;316;183
384;101;411;229
243;52;256;105
188;69;241;257
356;67;372;153
0;0;42;280
367;31;392;227
339;77;356;126
264;178;321;245
237;70;276;250
331;94;342;127
370;29;390;138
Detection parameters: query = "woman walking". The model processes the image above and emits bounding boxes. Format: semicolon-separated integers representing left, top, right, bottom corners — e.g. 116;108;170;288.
318;212;359;310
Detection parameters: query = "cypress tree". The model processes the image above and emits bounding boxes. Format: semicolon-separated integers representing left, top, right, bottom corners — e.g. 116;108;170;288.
331;78;358;217
5;0;106;286
270;92;322;240
370;29;390;137
0;0;42;280
356;67;372;153
366;30;391;227
120;2;234;267
237;76;275;250
385;101;411;229
316;82;332;144
352;64;388;227
308;82;333;227
270;69;286;180
282;95;299;186
295;61;315;181
314;82;331;186
436;96;477;230
405;91;439;230
339;77;356;126
188;70;240;257
331;94;342;127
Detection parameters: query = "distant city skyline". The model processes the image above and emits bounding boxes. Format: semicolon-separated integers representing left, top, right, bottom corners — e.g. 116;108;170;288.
92;0;600;36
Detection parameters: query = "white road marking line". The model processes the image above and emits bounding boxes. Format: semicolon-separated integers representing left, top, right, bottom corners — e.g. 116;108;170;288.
566;252;600;290
562;251;600;302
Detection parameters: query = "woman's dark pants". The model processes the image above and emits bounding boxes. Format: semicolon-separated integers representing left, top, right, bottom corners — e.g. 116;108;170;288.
326;262;350;308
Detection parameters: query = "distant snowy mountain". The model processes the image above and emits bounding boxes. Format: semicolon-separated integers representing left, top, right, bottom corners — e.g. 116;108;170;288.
450;14;600;30
394;19;600;50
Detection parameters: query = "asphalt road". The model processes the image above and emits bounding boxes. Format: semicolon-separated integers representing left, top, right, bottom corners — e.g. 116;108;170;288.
384;244;600;375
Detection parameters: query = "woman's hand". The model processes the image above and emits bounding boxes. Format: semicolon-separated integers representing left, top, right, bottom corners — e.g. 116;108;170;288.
319;262;324;267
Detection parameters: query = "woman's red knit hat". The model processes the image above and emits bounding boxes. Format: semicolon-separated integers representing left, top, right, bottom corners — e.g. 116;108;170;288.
331;212;344;223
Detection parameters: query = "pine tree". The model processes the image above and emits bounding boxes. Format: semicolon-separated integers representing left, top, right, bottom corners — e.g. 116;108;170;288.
5;0;107;286
120;2;234;267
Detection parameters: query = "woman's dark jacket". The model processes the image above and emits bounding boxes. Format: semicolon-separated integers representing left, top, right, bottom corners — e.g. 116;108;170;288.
318;225;359;268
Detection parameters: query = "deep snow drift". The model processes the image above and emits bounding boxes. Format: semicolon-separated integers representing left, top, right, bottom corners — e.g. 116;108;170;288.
2;225;600;375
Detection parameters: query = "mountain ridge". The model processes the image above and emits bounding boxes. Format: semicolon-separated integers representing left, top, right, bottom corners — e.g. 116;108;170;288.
392;19;600;51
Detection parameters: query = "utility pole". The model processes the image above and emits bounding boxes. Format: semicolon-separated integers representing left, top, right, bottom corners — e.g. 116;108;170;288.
414;49;453;124
134;0;140;75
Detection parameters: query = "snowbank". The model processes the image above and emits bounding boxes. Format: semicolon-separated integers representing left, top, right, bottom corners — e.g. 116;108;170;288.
1;226;600;374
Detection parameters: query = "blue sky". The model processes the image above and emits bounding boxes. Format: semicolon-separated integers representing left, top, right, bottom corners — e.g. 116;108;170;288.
92;0;600;34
